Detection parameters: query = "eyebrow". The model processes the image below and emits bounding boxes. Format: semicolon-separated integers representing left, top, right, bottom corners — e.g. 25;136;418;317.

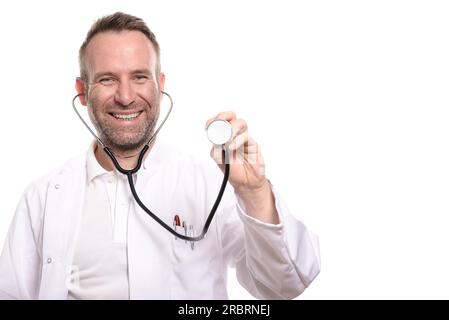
131;69;152;75
93;69;153;80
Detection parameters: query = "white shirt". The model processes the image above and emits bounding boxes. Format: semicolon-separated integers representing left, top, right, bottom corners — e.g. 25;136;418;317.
0;141;321;300
67;143;132;299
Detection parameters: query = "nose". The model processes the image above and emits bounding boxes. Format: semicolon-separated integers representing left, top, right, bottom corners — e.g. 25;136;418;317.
114;79;136;106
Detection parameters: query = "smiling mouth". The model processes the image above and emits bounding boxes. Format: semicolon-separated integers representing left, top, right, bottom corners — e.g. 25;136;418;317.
110;111;142;121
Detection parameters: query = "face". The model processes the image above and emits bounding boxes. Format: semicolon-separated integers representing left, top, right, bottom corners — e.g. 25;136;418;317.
76;31;165;152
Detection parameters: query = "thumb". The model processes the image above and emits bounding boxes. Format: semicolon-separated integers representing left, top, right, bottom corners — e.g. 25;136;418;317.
210;145;226;170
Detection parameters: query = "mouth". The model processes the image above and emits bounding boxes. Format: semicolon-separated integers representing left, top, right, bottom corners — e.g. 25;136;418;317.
108;111;143;121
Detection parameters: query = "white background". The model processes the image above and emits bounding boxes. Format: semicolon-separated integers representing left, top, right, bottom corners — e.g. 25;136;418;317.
0;0;448;299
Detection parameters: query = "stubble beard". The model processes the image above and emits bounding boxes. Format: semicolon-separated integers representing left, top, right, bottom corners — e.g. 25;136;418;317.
88;99;160;154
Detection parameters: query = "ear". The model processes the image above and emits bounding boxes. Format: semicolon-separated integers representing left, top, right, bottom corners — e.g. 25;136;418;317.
75;77;88;106
158;72;166;99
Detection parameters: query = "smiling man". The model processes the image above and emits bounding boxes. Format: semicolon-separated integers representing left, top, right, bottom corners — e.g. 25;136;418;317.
77;28;163;158
0;12;320;300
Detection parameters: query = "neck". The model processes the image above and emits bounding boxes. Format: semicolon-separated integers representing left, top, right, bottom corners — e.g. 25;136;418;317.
94;142;154;171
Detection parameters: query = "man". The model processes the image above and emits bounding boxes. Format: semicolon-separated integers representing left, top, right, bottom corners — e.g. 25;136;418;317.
0;12;320;299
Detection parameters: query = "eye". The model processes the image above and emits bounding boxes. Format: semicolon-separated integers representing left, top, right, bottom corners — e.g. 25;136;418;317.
133;74;149;83
99;77;116;86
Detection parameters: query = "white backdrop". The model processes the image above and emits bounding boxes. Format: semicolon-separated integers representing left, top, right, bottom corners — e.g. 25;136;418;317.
0;0;448;299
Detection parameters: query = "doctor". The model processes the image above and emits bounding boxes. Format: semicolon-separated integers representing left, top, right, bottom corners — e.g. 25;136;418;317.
0;12;320;299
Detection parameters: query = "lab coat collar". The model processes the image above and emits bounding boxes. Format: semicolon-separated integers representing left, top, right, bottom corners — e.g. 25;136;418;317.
86;141;109;183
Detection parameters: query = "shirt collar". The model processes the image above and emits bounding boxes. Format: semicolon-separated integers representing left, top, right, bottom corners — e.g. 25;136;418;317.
141;140;162;171
86;140;164;182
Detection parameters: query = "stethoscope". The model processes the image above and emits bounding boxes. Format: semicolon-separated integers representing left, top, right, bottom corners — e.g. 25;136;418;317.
72;91;233;242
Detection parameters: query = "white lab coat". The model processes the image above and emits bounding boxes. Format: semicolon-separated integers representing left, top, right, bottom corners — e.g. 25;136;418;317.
0;143;320;299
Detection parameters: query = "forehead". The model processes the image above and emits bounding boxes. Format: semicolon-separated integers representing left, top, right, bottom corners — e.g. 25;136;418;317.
84;30;157;75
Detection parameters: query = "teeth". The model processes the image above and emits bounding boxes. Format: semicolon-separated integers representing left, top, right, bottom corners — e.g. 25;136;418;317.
113;112;140;120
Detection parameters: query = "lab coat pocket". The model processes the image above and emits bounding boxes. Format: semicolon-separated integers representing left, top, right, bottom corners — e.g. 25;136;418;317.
171;236;198;264
170;235;218;299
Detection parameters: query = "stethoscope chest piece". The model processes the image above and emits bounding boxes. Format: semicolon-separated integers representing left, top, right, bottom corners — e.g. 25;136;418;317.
206;119;233;145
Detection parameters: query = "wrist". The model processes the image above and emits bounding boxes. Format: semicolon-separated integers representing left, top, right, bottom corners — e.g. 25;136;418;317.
234;179;271;201
235;179;280;224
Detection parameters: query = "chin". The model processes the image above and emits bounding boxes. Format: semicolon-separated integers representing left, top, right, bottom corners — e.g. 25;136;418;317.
112;139;147;151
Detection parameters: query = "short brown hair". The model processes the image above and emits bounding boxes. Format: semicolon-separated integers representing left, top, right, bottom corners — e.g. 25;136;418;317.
79;12;160;82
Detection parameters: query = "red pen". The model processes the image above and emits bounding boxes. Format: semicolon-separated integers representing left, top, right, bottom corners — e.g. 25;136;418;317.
173;214;180;226
173;214;181;239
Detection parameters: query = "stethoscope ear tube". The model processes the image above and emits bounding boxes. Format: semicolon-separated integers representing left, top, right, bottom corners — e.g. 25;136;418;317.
71;91;230;242
72;93;106;148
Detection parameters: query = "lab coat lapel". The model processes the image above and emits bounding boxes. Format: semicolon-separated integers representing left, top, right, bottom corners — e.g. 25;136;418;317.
38;156;86;299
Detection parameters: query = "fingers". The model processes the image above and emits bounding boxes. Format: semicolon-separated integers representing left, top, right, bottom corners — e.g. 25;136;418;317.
229;119;248;149
210;136;260;166
205;111;237;129
206;111;260;166
230;130;249;150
